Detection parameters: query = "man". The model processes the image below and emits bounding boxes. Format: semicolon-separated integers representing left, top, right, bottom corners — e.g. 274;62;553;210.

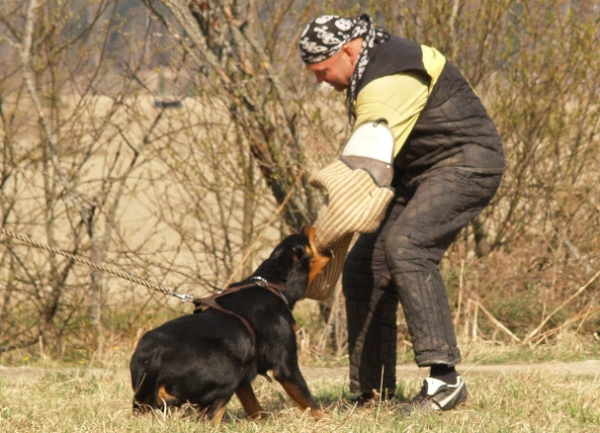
300;14;504;413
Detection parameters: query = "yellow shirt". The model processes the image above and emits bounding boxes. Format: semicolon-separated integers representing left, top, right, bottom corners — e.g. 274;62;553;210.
354;45;446;157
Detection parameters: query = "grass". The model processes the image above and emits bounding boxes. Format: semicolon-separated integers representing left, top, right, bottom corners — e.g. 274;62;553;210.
296;330;600;368
459;333;600;365
1;338;599;433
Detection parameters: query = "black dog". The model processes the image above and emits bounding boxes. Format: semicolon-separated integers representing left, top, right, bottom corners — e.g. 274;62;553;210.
130;227;329;424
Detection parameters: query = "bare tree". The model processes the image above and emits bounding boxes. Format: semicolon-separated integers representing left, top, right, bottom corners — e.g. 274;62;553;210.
1;0;598;359
0;0;170;355
141;0;322;231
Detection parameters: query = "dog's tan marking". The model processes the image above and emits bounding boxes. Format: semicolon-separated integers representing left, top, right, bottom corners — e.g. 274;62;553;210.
304;226;331;283
273;375;323;419
210;400;227;426
156;384;178;408
235;383;265;419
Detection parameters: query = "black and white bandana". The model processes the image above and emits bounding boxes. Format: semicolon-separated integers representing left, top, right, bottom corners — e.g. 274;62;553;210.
299;14;390;120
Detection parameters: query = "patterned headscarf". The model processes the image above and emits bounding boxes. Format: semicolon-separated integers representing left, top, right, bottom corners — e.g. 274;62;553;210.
299;14;390;120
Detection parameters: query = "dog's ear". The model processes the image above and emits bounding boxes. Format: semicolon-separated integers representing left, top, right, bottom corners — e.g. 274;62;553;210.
303;226;331;283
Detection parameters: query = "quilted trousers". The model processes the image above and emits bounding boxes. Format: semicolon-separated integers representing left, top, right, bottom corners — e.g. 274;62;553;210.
342;166;502;394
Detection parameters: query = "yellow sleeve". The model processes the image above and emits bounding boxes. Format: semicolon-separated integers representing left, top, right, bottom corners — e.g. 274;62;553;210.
421;44;446;90
354;72;429;157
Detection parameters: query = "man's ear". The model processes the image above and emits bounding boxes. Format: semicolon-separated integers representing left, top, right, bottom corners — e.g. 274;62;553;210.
341;43;355;63
342;38;363;65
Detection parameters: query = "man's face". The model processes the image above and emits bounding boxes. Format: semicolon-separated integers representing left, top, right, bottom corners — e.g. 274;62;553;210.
306;50;355;92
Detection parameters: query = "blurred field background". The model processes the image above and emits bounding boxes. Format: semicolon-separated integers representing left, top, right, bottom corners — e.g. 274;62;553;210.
0;0;599;430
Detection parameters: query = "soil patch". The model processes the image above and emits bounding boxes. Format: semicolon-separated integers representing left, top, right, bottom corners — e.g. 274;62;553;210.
300;360;600;383
3;361;598;384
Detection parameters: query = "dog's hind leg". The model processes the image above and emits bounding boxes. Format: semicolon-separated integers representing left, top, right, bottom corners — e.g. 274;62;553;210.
273;368;323;419
157;384;179;409
208;399;228;426
235;382;265;419
132;372;157;413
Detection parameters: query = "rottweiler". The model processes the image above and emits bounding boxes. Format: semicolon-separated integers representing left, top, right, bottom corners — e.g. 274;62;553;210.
130;226;330;424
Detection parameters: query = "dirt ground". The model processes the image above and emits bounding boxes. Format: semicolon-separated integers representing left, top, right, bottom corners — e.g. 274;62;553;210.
1;360;599;384
299;360;600;383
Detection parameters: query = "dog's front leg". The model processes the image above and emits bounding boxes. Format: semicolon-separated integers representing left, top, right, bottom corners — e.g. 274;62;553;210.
235;382;265;419
273;367;323;419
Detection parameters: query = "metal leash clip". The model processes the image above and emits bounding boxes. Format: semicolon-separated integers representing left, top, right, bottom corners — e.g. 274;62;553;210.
170;292;196;303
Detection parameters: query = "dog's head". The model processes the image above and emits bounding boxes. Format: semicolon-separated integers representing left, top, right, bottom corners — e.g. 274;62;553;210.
250;226;330;305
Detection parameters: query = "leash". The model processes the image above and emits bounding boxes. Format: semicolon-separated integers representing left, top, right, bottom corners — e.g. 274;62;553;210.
0;164;308;304
2;225;296;371
0;225;195;303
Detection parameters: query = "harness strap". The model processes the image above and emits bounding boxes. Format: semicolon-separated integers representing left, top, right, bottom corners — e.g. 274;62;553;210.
192;279;290;367
193;296;260;364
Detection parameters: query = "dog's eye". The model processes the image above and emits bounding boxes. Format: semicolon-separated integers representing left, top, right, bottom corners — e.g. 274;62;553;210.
292;245;306;259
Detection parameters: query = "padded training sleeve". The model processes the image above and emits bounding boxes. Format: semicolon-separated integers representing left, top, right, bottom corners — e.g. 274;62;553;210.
309;160;394;252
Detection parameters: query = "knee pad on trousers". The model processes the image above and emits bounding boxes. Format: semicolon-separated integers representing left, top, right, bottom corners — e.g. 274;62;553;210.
392;271;461;366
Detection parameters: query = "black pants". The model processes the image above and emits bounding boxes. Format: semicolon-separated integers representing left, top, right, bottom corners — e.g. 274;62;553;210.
342;166;502;394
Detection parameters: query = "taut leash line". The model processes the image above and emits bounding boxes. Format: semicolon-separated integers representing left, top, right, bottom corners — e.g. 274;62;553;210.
0;226;195;303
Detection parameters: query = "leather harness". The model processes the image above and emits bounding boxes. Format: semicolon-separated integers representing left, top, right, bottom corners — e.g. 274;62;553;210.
192;276;290;367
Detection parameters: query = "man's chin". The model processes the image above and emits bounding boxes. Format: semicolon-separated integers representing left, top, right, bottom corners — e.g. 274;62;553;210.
331;84;348;92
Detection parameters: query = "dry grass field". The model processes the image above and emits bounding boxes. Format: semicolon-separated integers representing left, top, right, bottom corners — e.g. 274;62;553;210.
1;337;599;433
